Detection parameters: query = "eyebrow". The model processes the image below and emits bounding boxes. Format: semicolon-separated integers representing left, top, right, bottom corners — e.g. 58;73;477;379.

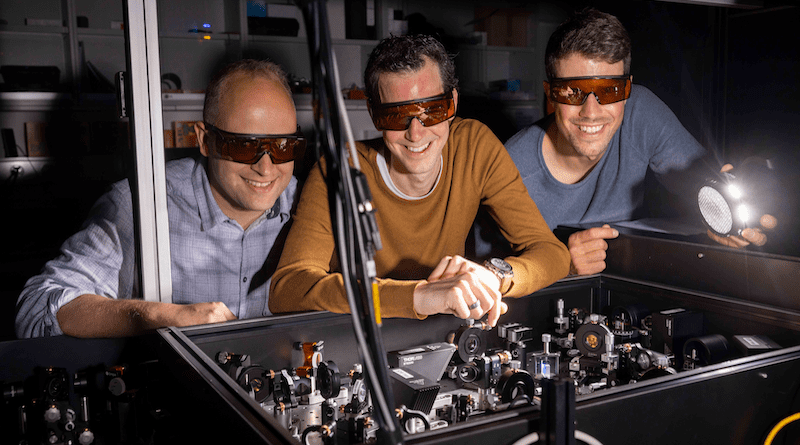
372;91;451;109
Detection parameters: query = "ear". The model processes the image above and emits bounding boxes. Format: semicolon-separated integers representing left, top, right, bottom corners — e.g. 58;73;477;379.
543;81;551;103
195;121;210;158
452;88;459;114
624;75;633;100
367;100;382;132
543;81;554;115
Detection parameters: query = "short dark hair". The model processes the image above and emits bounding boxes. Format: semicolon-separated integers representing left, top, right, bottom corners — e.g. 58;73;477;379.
364;34;458;105
545;8;631;80
203;59;292;125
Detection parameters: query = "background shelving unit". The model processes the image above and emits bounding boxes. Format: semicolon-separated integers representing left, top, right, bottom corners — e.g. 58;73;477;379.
1;0;550;162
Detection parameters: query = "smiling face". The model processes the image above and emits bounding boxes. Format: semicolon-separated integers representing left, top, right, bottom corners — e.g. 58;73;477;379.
197;73;296;230
377;58;458;196
548;53;627;163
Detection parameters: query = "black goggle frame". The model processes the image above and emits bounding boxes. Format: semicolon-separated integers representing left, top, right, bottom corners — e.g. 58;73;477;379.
204;122;306;165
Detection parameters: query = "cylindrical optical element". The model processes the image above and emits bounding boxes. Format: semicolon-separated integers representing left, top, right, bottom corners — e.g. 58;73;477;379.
683;334;732;367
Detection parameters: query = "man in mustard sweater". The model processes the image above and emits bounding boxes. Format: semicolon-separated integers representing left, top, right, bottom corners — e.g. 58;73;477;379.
269;35;570;327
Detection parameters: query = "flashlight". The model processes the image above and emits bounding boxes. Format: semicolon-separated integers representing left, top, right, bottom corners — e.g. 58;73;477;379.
697;158;776;237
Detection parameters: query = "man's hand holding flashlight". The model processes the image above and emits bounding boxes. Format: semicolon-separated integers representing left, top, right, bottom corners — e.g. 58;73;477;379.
707;164;778;248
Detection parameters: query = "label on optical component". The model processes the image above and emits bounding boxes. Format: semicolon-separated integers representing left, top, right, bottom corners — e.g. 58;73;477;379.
392;368;414;380
741;336;759;346
401;355;424;366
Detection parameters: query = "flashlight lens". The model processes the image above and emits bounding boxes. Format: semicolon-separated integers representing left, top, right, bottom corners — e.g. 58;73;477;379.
698;185;733;235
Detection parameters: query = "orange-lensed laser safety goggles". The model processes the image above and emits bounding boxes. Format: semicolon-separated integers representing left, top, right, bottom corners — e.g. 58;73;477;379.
546;76;631;105
369;91;456;131
204;122;306;165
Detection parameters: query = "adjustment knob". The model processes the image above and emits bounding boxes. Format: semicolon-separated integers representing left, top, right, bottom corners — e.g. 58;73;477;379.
108;377;126;396
79;429;96;445
44;405;61;423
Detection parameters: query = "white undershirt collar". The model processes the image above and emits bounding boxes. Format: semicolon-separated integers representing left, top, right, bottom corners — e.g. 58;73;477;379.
375;150;443;200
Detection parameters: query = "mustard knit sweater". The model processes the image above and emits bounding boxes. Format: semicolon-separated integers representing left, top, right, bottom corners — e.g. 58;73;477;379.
269;118;570;318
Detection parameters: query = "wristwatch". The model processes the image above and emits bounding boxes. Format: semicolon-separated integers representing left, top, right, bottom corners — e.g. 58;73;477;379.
484;258;514;295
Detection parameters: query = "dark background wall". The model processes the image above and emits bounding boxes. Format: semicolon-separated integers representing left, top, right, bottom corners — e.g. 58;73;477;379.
723;5;800;256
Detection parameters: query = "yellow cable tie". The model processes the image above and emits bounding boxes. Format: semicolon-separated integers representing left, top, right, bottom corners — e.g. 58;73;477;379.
372;280;382;325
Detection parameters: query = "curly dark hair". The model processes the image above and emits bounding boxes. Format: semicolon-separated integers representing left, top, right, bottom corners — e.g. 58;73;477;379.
364;34;458;105
202;59;292;126
545;8;631;80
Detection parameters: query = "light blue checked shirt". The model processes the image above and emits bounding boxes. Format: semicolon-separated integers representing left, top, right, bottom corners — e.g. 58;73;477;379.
15;157;297;338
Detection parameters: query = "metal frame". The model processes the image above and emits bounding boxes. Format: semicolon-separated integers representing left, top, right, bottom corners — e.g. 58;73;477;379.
61;0;80;93
124;0;172;303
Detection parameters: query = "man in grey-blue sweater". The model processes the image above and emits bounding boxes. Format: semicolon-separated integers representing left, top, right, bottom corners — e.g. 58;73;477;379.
504;8;768;275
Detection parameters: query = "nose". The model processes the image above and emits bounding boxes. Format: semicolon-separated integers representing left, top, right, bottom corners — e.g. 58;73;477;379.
251;151;277;175
405;116;426;142
579;93;603;117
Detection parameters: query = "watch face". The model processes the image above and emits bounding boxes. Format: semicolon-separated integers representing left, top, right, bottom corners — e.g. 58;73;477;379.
490;258;512;274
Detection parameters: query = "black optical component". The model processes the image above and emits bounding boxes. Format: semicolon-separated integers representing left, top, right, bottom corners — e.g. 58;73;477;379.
496;369;535;405
575;323;613;358
451;324;488;363
683;334;733;369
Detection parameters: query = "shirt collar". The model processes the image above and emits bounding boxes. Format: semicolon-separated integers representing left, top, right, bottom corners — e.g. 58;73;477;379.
266;199;281;219
194;158;227;230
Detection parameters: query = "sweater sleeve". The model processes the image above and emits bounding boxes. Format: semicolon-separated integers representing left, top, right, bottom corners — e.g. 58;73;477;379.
629;86;710;199
470;121;571;296
268;160;423;319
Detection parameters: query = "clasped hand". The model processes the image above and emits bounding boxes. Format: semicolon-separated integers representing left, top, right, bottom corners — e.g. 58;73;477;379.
413;255;508;327
568;224;619;275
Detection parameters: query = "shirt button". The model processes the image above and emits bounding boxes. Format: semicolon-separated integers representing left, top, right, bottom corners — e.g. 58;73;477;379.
243;277;248;283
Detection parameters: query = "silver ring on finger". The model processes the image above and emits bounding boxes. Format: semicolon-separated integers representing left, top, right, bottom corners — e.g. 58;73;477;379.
468;300;480;310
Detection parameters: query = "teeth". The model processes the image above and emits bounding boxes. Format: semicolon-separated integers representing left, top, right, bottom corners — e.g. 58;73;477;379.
245;178;273;188
579;124;603;134
407;142;431;153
